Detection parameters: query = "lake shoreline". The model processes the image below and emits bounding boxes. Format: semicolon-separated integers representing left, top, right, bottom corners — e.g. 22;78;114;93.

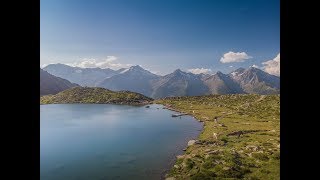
157;103;204;180
40;101;152;106
154;95;280;179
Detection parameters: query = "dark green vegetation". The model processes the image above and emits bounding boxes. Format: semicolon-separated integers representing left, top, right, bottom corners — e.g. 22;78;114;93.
40;87;153;105
155;94;280;180
40;68;79;96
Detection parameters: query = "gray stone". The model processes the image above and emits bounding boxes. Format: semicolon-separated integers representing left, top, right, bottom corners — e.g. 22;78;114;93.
207;149;221;155
176;155;184;159
187;140;196;146
165;177;176;180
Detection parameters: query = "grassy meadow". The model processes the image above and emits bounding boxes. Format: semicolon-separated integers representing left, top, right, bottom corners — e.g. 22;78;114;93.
155;94;280;180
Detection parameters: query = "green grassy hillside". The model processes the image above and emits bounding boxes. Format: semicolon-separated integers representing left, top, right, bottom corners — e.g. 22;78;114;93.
40;87;153;105
155;94;280;180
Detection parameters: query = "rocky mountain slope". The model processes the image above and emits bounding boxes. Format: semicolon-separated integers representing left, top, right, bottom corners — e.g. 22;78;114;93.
43;63;119;86
40;68;78;96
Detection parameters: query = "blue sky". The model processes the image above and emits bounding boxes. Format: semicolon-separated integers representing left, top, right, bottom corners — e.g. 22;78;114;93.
41;0;280;75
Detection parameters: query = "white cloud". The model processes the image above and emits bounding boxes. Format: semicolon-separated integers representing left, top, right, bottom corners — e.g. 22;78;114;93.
188;68;212;74
69;56;132;70
251;64;259;68
220;51;252;63
262;53;280;76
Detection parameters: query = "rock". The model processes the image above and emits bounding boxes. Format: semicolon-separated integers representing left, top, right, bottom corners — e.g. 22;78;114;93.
145;105;150;108
218;123;227;127
246;145;260;151
176;155;184;159
223;167;230;170
174;165;179;169
188;140;196;146
207;150;221;155
165;177;176;180
202;116;209;120
182;162;187;168
182;148;187;151
215;160;225;165
204;149;211;153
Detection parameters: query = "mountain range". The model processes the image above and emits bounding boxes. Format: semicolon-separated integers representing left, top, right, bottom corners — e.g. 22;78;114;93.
43;63;124;86
97;65;160;96
150;69;209;99
43;64;280;98
40;68;79;96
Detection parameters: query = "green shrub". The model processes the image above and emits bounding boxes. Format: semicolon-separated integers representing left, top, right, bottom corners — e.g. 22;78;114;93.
252;153;269;161
272;151;280;160
186;158;195;170
190;172;213;180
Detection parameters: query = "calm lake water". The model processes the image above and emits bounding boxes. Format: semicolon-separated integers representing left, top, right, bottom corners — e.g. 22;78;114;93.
40;104;203;180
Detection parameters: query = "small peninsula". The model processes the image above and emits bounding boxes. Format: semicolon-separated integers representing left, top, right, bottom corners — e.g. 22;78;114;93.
40;87;153;105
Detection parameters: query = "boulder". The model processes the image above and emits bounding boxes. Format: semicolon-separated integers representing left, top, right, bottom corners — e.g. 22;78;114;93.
207;149;221;155
187;140;196;146
223;167;230;170
246;145;260;151
204;149;211;153
176;155;184;159
165;177;176;180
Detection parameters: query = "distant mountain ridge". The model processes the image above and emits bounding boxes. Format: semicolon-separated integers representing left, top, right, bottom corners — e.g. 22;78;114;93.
43;63;119;86
151;69;209;99
40;68;79;96
43;64;280;98
97;65;160;96
229;67;280;94
204;71;244;94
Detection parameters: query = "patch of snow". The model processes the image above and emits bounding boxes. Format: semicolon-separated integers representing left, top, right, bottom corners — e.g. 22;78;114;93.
231;72;237;76
120;68;129;73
